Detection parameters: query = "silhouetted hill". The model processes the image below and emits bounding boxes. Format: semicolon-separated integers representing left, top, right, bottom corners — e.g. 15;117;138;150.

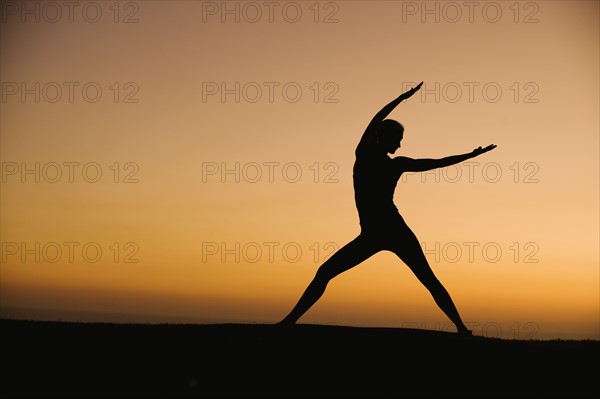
1;319;598;398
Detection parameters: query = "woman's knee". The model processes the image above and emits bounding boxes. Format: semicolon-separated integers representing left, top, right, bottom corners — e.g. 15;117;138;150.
315;264;336;282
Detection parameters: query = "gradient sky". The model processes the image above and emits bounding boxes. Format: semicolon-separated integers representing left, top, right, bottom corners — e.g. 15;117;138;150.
1;1;598;340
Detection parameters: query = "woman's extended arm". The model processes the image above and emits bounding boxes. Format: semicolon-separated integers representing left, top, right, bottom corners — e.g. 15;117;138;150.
356;82;423;153
368;82;423;130
395;144;497;172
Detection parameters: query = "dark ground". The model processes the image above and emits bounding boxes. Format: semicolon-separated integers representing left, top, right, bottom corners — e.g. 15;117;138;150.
1;319;598;398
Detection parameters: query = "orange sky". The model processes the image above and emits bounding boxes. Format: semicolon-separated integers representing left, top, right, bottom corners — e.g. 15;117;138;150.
1;1;598;340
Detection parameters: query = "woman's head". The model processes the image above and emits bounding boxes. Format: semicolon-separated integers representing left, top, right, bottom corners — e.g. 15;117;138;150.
377;119;404;154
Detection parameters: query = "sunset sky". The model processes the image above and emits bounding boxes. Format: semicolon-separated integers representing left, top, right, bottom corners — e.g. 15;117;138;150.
1;1;598;340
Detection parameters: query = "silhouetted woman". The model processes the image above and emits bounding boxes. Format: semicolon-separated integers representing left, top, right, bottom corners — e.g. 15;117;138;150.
278;82;496;335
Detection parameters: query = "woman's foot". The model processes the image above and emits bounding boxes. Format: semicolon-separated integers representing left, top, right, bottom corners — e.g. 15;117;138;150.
458;328;473;337
275;318;295;326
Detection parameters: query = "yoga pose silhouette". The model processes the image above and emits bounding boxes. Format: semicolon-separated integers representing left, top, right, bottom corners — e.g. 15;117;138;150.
277;82;496;335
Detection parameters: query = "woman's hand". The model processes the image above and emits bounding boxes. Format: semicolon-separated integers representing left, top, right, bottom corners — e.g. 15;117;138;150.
472;144;497;157
399;82;424;101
